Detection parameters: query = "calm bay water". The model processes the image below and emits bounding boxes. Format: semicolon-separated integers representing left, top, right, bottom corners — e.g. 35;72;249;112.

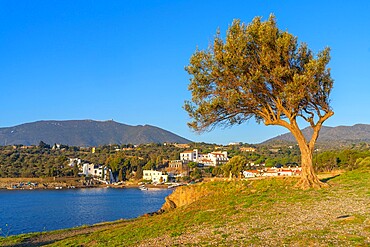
0;188;172;236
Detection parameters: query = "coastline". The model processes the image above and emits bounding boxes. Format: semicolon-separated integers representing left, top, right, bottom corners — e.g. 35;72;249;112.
0;177;97;190
0;177;177;190
0;183;175;237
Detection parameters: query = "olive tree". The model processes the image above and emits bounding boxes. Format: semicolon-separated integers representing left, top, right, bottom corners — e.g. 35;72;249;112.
223;155;248;179
185;15;334;189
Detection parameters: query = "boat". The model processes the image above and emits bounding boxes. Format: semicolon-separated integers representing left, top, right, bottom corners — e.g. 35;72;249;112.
55;186;62;190
139;185;148;191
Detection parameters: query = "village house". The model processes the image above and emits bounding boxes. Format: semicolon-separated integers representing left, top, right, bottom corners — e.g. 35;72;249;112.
243;170;260;178
166;160;190;179
52;143;61;150
228;142;241;146
68;158;82;167
242;165;301;178
200;151;229;166
260;168;280;177
82;163;109;180
179;149;229;166
260;166;302;177
164;143;191;149
143;170;168;183
20;145;35;149
240;147;257;152
180;149;199;162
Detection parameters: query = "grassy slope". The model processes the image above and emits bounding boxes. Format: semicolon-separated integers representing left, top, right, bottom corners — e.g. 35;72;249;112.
1;170;369;247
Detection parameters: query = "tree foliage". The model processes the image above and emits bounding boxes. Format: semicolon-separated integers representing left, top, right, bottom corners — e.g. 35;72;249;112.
222;155;247;178
185;15;333;133
185;15;334;188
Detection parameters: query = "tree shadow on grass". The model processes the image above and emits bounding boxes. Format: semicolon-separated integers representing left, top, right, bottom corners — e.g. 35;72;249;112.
320;174;340;183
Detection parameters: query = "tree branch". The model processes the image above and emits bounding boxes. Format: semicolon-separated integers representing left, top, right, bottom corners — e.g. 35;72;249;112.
298;108;315;127
308;110;334;149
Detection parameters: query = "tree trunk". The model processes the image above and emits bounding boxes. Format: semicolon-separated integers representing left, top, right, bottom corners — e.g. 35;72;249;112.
288;123;328;189
295;143;328;189
265;110;333;189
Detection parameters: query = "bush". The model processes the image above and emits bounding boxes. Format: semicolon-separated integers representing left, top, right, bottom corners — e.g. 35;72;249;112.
354;157;370;170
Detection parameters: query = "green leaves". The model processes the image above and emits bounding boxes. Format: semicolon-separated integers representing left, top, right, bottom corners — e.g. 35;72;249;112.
222;155;248;178
185;14;333;132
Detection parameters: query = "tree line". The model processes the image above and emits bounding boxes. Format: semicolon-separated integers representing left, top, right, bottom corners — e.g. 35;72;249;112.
0;141;369;179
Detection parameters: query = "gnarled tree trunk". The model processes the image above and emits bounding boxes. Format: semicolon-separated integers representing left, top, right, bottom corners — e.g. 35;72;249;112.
295;144;327;189
290;123;328;189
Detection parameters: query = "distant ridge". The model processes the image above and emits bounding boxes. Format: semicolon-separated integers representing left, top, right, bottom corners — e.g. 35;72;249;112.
0;120;191;146
262;124;370;146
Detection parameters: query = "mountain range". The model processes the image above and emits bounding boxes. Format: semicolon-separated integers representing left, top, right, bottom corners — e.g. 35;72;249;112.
263;124;370;146
1;120;370;147
0;120;191;146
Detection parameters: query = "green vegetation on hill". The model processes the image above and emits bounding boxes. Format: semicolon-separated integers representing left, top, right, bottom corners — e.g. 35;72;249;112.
1;142;370;180
0;143;183;178
1;169;368;246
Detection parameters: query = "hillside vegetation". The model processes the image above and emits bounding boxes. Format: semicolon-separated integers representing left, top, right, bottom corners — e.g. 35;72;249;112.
1;169;369;246
3;141;370;179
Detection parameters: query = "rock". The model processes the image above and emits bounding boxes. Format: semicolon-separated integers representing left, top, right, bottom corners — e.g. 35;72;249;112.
161;184;212;211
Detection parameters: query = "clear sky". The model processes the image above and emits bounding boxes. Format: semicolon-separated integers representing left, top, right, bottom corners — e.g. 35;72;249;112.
1;1;369;144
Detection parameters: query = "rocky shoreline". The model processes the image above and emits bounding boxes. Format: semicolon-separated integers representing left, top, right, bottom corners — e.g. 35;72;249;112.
0;177;176;190
0;179;98;190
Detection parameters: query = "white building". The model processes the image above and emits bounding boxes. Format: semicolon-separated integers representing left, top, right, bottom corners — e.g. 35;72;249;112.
180;149;199;162
228;142;241;146
207;151;229;166
82;163;108;180
179;149;228;166
243;170;259;178
143;170;168;183
240;147;256;152
68;158;82;167
260;167;302;177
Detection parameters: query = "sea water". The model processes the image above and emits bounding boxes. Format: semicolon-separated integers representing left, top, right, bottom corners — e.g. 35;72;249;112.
0;187;172;236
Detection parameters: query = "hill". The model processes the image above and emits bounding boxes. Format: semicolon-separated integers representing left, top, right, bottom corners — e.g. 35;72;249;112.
0;170;368;246
0;120;191;146
262;124;370;146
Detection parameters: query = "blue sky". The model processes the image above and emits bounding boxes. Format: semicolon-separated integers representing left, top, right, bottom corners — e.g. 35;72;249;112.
1;0;369;144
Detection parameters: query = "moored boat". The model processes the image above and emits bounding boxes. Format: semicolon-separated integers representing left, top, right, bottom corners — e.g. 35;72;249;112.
139;185;148;191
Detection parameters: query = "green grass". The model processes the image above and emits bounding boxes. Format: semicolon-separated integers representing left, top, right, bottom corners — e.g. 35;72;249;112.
1;170;369;246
